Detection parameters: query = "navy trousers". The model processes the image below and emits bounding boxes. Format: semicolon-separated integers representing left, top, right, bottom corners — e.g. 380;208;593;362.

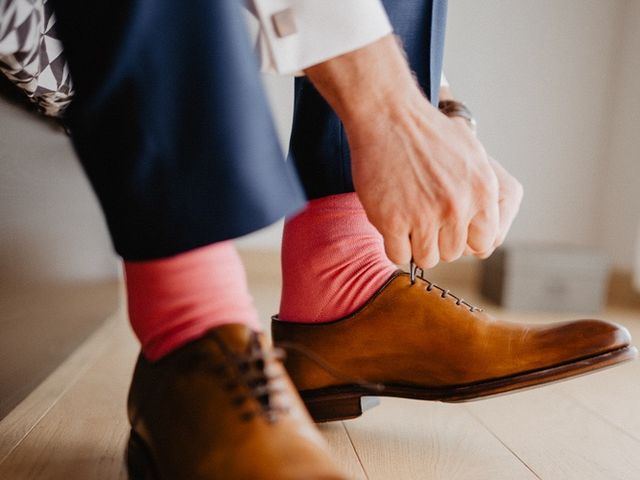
291;0;448;199
52;0;447;261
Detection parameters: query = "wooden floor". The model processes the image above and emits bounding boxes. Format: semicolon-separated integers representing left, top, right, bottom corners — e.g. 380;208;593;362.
1;266;639;479
0;281;119;419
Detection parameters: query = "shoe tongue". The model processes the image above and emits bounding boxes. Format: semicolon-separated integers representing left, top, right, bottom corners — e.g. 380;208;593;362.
207;323;261;355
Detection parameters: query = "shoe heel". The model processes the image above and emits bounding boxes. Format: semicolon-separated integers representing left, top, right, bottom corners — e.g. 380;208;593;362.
126;430;159;480
304;394;380;423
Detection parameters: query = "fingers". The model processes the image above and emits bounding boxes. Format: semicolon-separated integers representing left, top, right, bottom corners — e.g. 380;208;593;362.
493;202;516;248
493;181;524;248
383;230;441;269
411;228;440;269
382;182;508;266
382;207;497;268
382;232;412;265
383;212;500;267
489;157;524;249
438;219;467;262
467;159;524;257
466;199;499;255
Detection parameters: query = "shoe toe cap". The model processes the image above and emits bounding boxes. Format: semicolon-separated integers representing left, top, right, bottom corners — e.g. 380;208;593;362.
552;318;633;358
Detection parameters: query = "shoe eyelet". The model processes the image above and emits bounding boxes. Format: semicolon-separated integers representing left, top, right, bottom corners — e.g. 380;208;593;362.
232;396;247;406
240;411;256;422
265;411;279;423
411;267;483;313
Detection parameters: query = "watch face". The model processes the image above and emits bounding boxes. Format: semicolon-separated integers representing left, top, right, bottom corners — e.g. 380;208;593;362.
438;101;476;133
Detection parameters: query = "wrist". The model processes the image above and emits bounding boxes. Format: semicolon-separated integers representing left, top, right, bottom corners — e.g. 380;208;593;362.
438;99;477;133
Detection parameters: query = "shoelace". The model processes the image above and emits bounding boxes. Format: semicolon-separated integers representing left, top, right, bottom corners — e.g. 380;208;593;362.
409;261;483;313
211;333;290;423
274;264;483;398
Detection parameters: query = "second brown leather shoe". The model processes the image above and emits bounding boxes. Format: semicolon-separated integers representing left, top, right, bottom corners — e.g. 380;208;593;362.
126;324;347;479
272;271;637;422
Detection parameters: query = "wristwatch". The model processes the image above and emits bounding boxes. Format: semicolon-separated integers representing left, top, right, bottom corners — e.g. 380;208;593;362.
438;99;477;133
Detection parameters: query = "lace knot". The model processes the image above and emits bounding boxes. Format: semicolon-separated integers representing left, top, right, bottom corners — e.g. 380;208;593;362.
214;333;290;423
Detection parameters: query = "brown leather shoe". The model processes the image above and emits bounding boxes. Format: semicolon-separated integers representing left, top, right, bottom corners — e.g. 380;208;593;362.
271;271;637;422
126;324;348;479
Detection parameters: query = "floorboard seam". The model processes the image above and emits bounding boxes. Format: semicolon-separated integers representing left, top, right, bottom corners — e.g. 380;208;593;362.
556;388;640;444
464;406;543;479
0;316;118;466
341;421;370;480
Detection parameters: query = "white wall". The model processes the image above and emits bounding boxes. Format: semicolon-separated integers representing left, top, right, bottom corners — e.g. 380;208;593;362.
595;0;640;270
444;0;636;268
243;0;640;271
0;101;118;283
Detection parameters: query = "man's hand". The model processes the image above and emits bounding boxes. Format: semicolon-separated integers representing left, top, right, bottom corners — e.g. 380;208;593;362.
468;156;523;258
348;100;500;267
305;35;521;267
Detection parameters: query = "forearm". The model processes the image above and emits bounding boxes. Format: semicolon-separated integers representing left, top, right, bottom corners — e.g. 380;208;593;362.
304;35;519;265
303;34;428;138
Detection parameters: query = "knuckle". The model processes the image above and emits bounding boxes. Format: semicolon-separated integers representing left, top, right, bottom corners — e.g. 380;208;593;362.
440;195;466;222
380;215;407;236
473;174;499;202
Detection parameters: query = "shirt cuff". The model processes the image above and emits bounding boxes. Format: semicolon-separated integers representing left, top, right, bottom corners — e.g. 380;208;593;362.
440;72;449;88
251;0;393;75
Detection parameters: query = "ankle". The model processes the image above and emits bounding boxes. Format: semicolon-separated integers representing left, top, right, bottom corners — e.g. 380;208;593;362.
279;193;396;323
125;241;260;361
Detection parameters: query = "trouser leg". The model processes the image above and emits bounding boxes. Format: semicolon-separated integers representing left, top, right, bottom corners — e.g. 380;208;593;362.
51;1;306;359
289;0;448;199
280;1;449;322
52;0;305;261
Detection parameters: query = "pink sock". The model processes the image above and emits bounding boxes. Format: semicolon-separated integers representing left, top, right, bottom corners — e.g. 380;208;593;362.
279;192;397;323
124;241;260;361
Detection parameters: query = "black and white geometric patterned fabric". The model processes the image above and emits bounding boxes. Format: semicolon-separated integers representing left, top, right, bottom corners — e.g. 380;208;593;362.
0;0;74;117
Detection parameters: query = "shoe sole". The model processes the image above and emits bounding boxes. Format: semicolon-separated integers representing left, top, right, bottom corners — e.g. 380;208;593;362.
126;430;160;480
301;345;638;422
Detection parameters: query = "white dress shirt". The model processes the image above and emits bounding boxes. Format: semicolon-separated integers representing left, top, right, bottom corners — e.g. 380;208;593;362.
249;0;393;75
